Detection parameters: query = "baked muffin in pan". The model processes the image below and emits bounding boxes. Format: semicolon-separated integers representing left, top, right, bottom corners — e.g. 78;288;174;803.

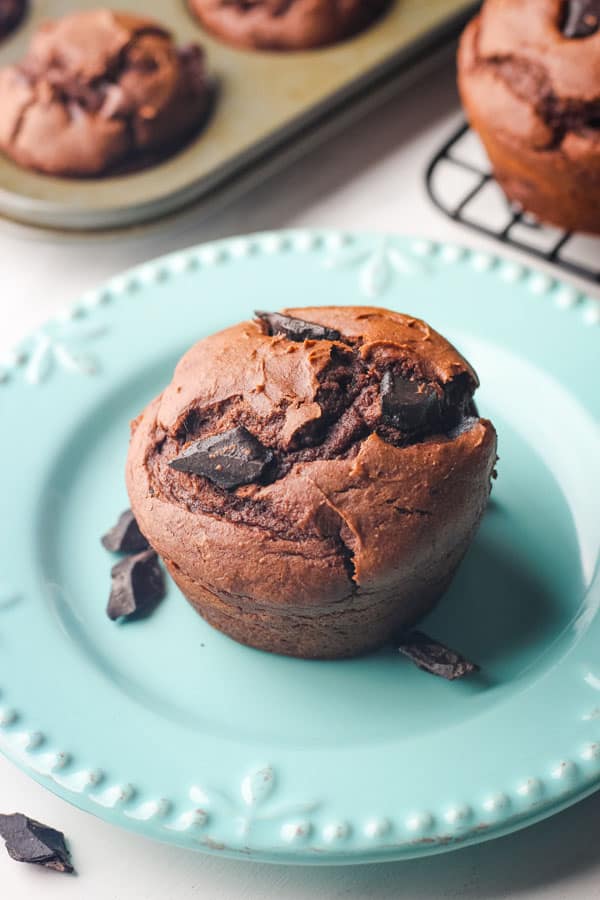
0;9;211;176
188;0;389;51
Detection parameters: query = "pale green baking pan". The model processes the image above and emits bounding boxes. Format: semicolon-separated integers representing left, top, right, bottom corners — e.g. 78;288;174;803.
0;0;477;230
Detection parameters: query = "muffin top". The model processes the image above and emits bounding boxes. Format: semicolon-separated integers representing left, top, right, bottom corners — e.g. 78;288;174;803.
459;0;600;152
188;0;388;51
0;9;209;175
153;305;478;461
128;307;496;605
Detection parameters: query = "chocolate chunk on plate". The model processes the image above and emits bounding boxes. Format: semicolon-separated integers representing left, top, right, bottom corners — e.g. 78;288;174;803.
397;631;479;680
255;310;341;342
168;425;273;489
107;549;165;620
562;0;600;37
0;814;73;873
380;370;441;433
101;508;149;553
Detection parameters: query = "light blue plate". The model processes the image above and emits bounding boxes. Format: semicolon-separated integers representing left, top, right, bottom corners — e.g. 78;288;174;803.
1;231;599;864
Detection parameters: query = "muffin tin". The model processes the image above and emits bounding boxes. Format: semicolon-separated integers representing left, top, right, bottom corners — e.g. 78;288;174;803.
0;0;476;230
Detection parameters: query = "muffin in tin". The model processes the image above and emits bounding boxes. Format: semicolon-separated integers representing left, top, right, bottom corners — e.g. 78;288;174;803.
0;9;211;177
188;0;389;51
458;0;600;234
127;306;497;660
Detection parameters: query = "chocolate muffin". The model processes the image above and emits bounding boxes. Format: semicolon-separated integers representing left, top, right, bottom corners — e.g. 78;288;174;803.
127;306;497;659
0;0;26;41
458;0;600;234
0;9;210;177
188;0;388;51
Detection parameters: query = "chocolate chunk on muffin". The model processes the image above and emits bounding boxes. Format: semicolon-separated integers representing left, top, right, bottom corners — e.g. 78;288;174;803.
0;9;211;176
0;0;26;41
188;0;388;51
458;0;600;234
127;306;497;660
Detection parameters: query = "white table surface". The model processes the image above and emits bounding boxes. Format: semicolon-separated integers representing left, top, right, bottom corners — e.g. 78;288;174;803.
2;56;600;899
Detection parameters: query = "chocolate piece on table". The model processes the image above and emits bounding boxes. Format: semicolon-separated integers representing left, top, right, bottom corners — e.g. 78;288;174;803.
397;631;479;680
380;370;441;433
107;549;165;620
255;310;342;343
562;0;600;37
0;814;73;873
168;425;273;489
0;0;26;39
101;509;149;553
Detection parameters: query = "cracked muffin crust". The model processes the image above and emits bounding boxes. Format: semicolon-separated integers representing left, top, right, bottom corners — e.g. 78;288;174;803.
187;0;389;51
458;0;600;233
126;306;497;659
0;9;211;176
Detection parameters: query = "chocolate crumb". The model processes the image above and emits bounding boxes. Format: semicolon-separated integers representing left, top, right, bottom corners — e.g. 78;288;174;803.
168;425;273;489
107;549;165;620
562;0;600;37
0;814;73;873
397;631;479;680
101;509;149;553
255;310;342;342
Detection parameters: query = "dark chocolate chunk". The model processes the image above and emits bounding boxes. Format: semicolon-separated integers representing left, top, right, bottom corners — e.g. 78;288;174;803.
466;398;479;418
101;509;149;553
0;814;73;873
397;631;479;680
447;415;479;440
0;0;26;40
168;425;273;489
562;0;600;37
380;370;441;433
447;395;480;439
177;44;206;93
107;549;165;620
255;310;341;343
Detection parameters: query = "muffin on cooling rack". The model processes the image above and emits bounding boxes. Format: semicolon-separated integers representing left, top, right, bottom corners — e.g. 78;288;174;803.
126;305;497;659
458;0;600;234
0;9;211;176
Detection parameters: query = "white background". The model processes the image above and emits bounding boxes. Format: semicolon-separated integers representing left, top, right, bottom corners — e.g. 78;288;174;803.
2;55;600;899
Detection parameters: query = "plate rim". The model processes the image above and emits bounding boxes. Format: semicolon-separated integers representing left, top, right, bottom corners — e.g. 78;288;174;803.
1;228;599;864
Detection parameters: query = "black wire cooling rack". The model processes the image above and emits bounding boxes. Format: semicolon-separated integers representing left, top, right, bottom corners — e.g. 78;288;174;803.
426;122;600;285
